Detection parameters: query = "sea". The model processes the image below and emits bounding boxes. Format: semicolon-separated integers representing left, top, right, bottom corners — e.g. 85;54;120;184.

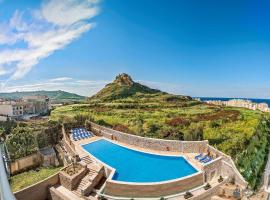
197;97;270;107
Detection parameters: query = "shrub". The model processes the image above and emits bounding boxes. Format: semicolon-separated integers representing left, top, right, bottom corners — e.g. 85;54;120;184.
113;124;130;133
166;117;190;127
6;127;38;160
184;126;204;141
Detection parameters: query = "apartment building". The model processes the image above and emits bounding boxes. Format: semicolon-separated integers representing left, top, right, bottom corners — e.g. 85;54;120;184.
22;95;50;114
0;102;24;118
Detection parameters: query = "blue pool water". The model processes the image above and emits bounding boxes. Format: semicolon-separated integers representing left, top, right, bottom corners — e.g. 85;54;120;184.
82;139;198;183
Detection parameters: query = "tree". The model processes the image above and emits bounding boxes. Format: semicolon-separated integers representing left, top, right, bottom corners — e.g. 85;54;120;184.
6;127;37;160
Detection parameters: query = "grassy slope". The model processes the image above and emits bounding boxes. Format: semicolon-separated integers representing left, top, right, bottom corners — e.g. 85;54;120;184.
10;166;62;192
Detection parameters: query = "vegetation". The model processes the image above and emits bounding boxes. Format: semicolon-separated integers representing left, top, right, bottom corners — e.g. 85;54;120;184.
6;127;38;160
0;90;85;103
10;166;62;192
51;73;270;189
4;120;62;160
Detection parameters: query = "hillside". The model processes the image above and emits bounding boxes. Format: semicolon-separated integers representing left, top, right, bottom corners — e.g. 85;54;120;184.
51;73;270;189
89;73;192;102
0;90;86;103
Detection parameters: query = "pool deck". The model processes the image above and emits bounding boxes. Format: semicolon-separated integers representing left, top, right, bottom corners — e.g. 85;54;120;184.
72;136;204;172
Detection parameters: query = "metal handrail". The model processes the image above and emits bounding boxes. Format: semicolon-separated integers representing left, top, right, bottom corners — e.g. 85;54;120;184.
0;142;16;200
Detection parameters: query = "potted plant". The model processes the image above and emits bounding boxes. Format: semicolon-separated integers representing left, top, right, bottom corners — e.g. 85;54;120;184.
184;191;193;199
204;183;211;190
218;175;224;183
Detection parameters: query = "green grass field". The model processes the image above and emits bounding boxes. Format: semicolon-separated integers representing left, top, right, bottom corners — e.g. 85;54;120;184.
10;166;62;192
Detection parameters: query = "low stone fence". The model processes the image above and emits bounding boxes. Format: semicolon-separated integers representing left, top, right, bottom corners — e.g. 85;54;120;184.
14;173;60;200
207;145;248;187
203;157;223;182
90;122;208;153
10;152;42;175
104;172;204;198
62;125;77;157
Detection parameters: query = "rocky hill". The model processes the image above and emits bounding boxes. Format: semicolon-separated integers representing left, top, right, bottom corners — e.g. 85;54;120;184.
89;73;192;102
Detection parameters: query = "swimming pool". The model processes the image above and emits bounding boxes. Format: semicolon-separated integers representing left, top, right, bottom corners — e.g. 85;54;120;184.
82;139;198;183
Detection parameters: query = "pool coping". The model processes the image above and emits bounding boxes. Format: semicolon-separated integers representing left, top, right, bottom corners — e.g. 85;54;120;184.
80;137;203;186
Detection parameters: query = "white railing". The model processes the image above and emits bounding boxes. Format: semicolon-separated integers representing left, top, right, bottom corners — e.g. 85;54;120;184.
0;143;16;200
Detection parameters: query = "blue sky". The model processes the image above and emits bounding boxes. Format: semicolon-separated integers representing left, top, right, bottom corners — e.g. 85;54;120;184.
0;0;270;98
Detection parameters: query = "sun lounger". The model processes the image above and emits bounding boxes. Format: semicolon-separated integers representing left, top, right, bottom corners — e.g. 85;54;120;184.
195;153;203;160
199;155;209;162
202;157;212;163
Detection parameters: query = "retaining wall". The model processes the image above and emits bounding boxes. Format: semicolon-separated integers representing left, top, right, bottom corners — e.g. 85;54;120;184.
104;172;204;198
203;157;223;182
90;122;208;153
14;173;59;200
10;153;41;175
207;145;248;187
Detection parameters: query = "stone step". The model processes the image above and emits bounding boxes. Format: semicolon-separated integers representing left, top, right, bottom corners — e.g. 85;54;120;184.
81;156;93;164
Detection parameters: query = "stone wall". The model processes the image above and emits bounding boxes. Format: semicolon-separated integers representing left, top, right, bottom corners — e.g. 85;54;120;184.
203;157;223;182
14;173;59;200
90;122;208;153
10;152;41;175
104;172;204;197
190;179;228;200
49;187;67;200
59;165;87;190
207;145;248;187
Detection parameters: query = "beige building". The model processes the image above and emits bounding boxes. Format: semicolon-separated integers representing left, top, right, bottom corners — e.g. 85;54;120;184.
206;99;270;112
22;95;50;114
0;102;24;118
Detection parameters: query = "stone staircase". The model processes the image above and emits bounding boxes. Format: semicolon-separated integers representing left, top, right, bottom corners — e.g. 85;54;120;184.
72;156;105;199
81;156;94;165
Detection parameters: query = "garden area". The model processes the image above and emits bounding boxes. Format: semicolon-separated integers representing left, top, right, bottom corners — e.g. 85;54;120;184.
10;166;62;192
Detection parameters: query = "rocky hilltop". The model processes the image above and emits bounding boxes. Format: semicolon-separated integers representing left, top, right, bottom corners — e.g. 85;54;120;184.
89;73;168;102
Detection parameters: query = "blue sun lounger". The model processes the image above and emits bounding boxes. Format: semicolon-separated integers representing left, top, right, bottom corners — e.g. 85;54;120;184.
201;157;212;163
195;153;203;160
199;155;209;162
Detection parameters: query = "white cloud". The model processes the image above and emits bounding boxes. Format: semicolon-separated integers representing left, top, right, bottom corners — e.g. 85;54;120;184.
41;0;99;26
48;77;73;82
0;77;108;96
0;0;99;80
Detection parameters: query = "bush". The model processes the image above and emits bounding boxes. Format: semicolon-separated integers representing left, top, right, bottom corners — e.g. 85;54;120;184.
6;127;38;160
184;126;204;141
166;117;190;127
